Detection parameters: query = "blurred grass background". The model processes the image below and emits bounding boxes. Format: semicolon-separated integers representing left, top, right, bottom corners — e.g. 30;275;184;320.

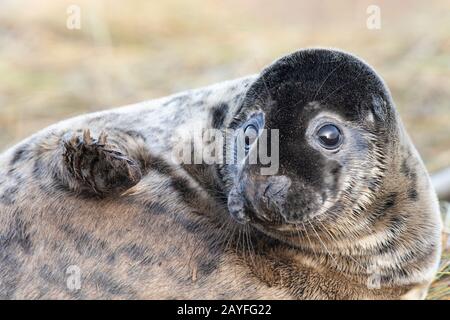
0;0;448;299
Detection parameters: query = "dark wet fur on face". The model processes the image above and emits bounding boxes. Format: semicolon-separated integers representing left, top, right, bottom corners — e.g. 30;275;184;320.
224;50;392;226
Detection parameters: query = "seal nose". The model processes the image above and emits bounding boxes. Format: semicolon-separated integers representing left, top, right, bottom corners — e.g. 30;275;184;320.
227;175;292;224
260;175;291;214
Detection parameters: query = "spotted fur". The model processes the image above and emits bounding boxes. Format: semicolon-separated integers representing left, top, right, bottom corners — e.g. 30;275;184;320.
0;49;442;299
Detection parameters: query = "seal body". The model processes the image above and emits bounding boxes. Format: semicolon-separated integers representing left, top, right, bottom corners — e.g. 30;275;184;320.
0;49;442;299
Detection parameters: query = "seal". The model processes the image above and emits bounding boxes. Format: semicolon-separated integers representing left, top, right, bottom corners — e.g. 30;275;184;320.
0;48;442;299
221;49;443;299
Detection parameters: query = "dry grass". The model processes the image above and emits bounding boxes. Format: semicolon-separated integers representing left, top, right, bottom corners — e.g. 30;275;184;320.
0;0;448;299
429;251;449;300
428;202;450;300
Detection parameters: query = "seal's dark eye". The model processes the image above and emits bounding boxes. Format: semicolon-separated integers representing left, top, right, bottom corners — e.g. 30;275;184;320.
244;124;259;148
317;124;342;149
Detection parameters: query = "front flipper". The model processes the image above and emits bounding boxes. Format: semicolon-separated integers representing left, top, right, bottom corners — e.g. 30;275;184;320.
62;129;142;197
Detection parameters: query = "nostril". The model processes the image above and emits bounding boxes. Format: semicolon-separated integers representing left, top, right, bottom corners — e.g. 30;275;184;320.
271;185;287;197
263;182;273;198
260;175;291;214
265;176;291;197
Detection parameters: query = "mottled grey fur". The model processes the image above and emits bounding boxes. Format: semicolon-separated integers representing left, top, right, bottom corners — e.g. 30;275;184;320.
0;49;442;299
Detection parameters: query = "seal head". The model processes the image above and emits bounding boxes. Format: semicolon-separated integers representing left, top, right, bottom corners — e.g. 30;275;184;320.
221;50;442;294
221;49;442;298
224;49;393;230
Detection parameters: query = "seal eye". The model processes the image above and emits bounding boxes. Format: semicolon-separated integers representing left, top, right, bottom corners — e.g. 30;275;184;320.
317;124;342;149
244;124;259;149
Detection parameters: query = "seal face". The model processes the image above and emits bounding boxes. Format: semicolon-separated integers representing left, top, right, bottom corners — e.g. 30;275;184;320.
225;50;390;234
221;51;442;297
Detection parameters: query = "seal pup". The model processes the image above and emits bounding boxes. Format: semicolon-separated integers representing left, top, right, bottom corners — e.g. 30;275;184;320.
0;48;442;299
